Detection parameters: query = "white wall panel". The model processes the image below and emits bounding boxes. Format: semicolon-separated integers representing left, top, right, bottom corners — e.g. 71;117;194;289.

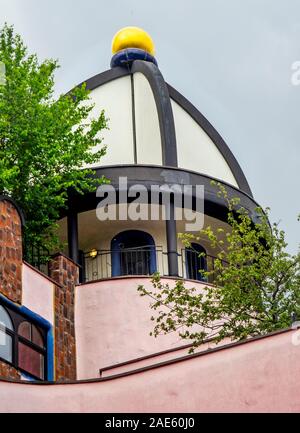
134;72;163;165
85;76;134;167
172;99;239;187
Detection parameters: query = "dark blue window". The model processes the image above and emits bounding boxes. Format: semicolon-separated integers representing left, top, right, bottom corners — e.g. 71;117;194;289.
185;243;207;281
0;302;46;380
111;230;157;277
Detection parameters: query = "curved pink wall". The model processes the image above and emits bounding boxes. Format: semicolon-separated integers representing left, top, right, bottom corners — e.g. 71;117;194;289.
75;277;206;380
0;330;299;413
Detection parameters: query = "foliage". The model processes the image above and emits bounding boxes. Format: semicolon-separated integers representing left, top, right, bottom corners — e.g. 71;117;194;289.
138;182;300;351
0;24;108;252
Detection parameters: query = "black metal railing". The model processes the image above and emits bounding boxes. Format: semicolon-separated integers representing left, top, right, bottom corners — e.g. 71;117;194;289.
84;246;165;283
83;246;228;284
23;242;50;276
23;242;228;285
180;249;228;283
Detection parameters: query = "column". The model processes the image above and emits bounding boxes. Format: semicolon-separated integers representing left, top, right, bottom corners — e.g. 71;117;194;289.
67;211;79;264
166;200;179;277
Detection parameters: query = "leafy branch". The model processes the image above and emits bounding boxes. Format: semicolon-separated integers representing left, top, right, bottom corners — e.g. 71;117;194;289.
138;182;300;352
0;24;108;253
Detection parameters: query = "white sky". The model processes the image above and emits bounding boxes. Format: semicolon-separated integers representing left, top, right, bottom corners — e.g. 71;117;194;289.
0;0;299;253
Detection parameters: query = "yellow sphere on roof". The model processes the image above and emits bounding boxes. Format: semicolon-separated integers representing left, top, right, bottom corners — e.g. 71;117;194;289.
112;27;155;56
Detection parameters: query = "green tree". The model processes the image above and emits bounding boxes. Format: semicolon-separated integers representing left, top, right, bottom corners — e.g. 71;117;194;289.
0;24;107;253
138;183;300;352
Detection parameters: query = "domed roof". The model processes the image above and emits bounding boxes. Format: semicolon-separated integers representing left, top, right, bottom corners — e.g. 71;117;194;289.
73;29;252;197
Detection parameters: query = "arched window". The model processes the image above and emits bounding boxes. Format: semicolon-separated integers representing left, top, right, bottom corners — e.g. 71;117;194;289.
18;321;45;380
111;230;157;277
0;302;47;380
185;243;207;282
0;306;14;363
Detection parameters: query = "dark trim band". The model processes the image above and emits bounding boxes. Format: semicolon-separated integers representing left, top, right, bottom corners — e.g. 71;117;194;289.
131;60;178;167
76;67;129;92
63;165;260;224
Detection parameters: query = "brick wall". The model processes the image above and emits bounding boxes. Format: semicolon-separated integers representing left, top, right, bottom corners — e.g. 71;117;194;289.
49;254;78;382
0;199;23;304
0;198;78;383
0;361;20;380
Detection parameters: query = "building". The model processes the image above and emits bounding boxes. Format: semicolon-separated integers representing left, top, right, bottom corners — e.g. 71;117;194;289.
0;27;299;413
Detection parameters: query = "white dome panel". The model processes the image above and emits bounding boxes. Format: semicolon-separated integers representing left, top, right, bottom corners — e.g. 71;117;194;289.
134;72;163;165
172;99;239;187
87;76;135;168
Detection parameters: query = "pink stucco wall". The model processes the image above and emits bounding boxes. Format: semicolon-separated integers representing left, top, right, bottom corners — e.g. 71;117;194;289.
100;338;228;378
0;329;299;413
22;263;55;325
75;277;207;380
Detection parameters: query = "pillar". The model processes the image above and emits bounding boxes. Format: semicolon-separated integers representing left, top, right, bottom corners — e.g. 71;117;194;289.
166;200;179;277
67;211;79;264
48;253;79;382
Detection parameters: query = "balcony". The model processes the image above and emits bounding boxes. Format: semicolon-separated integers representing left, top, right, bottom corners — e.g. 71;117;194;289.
83;246;226;284
83;246;165;282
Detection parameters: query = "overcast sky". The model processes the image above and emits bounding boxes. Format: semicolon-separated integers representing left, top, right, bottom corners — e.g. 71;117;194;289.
1;0;299;253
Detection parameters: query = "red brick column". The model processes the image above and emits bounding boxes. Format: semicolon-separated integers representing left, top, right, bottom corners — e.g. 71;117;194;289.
0;361;20;380
48;253;78;382
0;198;23;304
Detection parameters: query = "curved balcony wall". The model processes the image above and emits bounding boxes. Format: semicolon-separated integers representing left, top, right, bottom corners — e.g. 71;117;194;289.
75;277;211;380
